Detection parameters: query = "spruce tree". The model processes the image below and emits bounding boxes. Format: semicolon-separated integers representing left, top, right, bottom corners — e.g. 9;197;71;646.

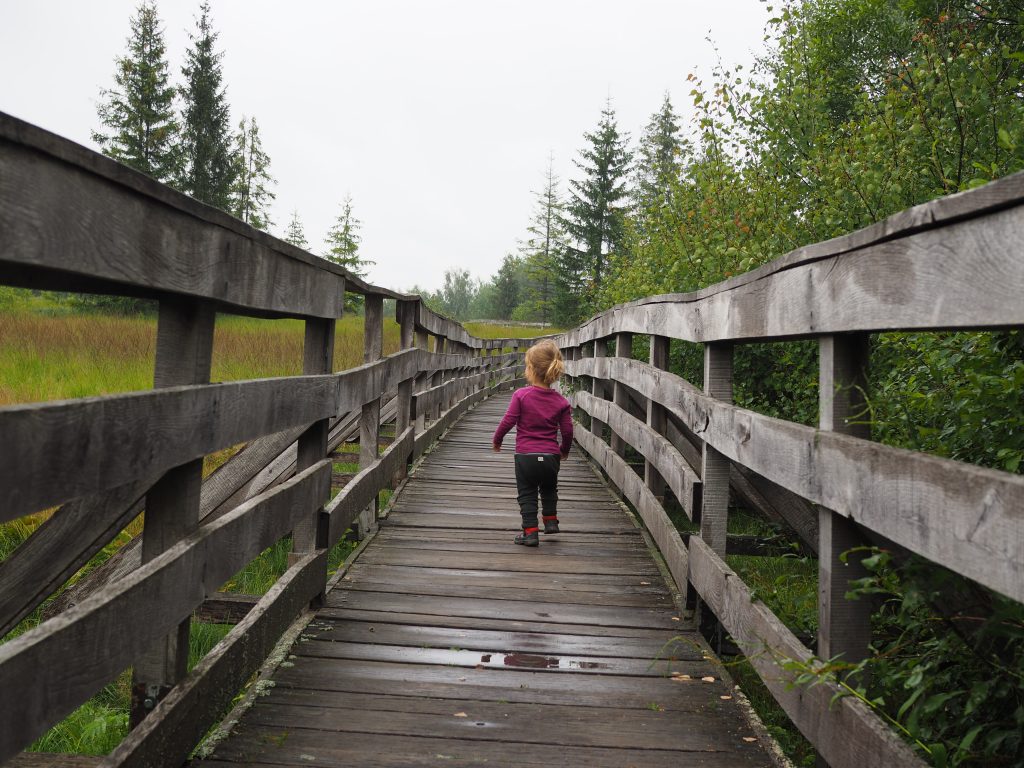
634;93;685;215
323;196;373;276
230;116;275;230
283;211;308;249
92;1;179;182
520;155;566;326
562;101;632;322
179;1;234;209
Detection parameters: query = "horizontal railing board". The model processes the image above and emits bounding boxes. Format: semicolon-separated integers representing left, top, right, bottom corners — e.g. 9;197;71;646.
573;426;689;599
557;172;1024;346
687;537;927;768
326;427;415;545
103;549;327;768
412;371;491;416
0;113;422;310
0;376;338;522
573;390;701;518
0;461;331;764
568;356;1024;602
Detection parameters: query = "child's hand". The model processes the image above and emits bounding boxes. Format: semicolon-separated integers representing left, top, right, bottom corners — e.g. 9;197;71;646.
561;452;569;460
492;444;502;452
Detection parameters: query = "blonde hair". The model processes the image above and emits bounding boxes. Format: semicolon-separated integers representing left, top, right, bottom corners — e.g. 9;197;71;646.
525;340;565;387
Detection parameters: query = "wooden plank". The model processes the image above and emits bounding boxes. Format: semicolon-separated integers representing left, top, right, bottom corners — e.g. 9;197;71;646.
326;427;414;546
0;376;337;522
573;391;700;516
688;537;926;768
6;756;102;767
0;479;150;637
646;334;670;497
105;550;327;768
357;295;385;539
573;427;690;599
194;593;260;624
0;461;331;765
555;171;1024;346
569;355;1024;602
610;332;632;456
0;114;347;318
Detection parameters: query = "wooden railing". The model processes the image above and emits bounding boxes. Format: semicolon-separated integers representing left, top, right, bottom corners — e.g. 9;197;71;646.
555;171;1024;768
0;112;527;766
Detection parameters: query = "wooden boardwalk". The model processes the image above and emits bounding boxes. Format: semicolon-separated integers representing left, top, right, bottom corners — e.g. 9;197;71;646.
196;393;775;767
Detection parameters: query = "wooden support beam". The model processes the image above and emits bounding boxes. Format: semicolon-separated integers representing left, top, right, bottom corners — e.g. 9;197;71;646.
818;334;873;676
611;332;633;457
591;339;608;442
131;298;214;727
291;317;336;558
393;300;417;486
699;343;733;556
357;295;384;538
414;328;429;433
646;335;669;499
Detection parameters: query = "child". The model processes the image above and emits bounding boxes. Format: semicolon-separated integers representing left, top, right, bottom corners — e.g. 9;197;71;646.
492;339;573;547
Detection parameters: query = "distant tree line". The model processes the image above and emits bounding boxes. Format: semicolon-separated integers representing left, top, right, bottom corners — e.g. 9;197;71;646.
84;0;370;312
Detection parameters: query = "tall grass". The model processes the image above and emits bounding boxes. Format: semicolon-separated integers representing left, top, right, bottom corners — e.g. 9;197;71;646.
462;321;559;340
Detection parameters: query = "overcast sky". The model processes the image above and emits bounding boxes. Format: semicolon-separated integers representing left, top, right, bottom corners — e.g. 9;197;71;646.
1;1;772;293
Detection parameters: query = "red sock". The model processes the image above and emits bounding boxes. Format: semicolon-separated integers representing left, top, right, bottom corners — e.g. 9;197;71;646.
523;527;539;534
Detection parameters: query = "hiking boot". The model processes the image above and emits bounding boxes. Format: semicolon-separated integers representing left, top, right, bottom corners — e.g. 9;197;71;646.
514;530;539;547
543;519;560;534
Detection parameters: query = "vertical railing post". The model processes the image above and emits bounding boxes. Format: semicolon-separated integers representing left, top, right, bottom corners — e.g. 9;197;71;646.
591;338;608;442
415;327;429;433
358;294;384;539
131;297;215;727
818;334;873;674
394;300;416;486
431;334;445;420
611;332;633;457
699;342;733;555
291;316;336;560
646;335;670;500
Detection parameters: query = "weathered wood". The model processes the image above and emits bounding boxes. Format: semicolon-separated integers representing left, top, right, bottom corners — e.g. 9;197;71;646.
132;298;216;726
610;332;632;456
0;461;331;764
0;113;349;319
105;550;327;768
292;318;335;558
194;592;260;624
0;376;336;522
357;295;385;539
646;334;670;498
573;426;690;599
0;480;150;637
818;334;873;678
591;338;609;441
556;172;1024;346
569;355;1024;602
687;537;926;768
700;343;733;555
412;371;490;416
572;391;701;517
327;427;415;545
6;756;102;767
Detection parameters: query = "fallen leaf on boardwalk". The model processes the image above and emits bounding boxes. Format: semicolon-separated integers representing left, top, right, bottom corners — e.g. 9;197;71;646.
670;673;691;682
720;695;733;700
453;712;468;718
701;676;716;683
742;737;758;743
671;616;681;622
640;581;650;585
458;677;467;682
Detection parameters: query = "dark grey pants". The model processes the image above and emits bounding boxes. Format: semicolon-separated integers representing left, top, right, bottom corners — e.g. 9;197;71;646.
514;453;560;530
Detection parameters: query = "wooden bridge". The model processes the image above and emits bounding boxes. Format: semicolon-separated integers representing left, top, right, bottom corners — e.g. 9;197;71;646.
1;110;1023;768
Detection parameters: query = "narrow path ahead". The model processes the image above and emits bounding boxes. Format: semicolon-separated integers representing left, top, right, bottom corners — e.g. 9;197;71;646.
197;393;775;767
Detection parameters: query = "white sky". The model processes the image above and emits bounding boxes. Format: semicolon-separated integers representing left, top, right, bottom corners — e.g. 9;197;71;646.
0;1;772;293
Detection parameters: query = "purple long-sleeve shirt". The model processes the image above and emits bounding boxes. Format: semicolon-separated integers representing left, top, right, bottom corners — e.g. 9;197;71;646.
493;386;574;455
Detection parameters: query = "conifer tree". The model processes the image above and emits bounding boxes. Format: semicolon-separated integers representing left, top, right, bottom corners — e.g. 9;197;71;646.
230;116;275;230
634;93;685;215
323;196;373;276
520;155;566;326
179;1;234;209
560;101;632;323
92;0;179;182
283;211;308;249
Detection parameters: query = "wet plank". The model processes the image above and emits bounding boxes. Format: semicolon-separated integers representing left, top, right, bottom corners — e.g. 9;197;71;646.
196;391;775;767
